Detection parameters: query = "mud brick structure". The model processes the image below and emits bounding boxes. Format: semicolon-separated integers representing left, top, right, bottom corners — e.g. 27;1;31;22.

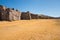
0;5;21;21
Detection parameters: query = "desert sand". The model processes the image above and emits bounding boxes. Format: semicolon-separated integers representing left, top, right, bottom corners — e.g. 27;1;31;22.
0;19;60;40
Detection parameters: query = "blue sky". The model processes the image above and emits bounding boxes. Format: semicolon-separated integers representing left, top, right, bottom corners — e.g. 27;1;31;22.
0;0;60;17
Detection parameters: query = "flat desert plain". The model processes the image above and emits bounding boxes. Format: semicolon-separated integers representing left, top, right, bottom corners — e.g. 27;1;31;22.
0;19;60;40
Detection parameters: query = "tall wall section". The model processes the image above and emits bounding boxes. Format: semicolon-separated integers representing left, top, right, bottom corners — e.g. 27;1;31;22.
0;5;21;21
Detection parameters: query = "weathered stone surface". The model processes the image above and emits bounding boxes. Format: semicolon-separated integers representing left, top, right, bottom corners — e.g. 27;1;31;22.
0;5;6;21
0;5;21;21
21;11;31;20
0;5;60;21
31;14;39;19
8;10;21;21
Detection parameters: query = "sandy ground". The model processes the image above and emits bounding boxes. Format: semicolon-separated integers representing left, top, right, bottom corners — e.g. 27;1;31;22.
0;19;60;40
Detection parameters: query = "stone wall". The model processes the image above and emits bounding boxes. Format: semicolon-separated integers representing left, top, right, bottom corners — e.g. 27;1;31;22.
0;5;60;21
0;5;6;21
21;11;40;20
21;11;31;20
0;5;21;21
8;9;21;21
31;14;39;19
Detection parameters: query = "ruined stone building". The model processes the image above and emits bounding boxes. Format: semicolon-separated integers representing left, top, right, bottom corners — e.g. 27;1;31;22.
0;5;21;21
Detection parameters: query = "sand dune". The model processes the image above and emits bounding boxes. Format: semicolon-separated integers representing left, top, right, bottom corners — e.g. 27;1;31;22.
0;19;60;40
